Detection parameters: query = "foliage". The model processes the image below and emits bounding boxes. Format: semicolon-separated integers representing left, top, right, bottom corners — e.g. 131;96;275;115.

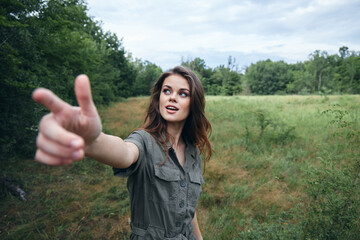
132;59;162;96
241;108;296;154
181;57;243;95
245;47;360;95
322;104;351;128
179;47;360;97
302;159;360;239
0;0;154;159
246;60;292;95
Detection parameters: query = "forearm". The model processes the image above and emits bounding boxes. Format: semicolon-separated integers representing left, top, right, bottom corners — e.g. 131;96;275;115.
192;211;203;240
84;132;138;168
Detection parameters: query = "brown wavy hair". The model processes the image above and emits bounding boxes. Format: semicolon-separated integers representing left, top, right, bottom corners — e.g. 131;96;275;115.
142;66;213;166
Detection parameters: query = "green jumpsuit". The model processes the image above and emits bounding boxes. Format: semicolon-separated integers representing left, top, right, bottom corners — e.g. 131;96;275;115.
113;130;204;239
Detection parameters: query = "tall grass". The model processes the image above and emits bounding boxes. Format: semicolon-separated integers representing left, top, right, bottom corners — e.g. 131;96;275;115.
200;95;360;239
1;95;359;239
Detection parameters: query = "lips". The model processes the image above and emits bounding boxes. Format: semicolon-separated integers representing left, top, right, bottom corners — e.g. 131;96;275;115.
165;105;179;112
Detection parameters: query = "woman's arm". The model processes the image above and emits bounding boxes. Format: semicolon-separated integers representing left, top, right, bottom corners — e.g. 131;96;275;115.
33;74;138;168
192;211;203;240
85;132;139;168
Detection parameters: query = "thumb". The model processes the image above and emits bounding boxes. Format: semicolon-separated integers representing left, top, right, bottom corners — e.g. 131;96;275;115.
74;74;98;117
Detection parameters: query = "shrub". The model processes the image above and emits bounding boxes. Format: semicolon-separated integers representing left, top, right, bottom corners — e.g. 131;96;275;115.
243;109;296;152
302;159;360;239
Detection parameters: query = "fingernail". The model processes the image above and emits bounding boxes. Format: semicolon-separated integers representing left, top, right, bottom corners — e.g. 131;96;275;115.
72;149;83;159
70;139;83;148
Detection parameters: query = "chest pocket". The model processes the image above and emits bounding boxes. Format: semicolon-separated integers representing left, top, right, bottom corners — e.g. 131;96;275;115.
188;171;204;207
151;165;180;203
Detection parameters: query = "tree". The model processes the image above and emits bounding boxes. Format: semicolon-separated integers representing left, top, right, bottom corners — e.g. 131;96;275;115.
339;46;350;59
132;59;162;96
335;47;360;93
307;50;331;92
0;0;136;159
246;60;292;95
216;65;242;95
181;57;242;95
202;70;222;95
227;55;239;72
181;57;214;93
0;0;44;158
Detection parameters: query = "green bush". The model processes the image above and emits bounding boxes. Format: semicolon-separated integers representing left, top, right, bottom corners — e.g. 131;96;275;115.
243;109;296;153
302;159;360;239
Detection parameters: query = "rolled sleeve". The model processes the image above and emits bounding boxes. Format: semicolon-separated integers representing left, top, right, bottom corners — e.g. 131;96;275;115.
113;131;145;178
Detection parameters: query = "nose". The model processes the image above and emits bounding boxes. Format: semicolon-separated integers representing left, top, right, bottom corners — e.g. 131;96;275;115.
169;93;177;102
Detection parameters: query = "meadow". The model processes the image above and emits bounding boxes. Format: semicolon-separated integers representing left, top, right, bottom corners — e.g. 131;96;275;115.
1;95;360;239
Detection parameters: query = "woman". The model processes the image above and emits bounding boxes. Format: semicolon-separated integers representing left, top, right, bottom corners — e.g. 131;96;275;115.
33;66;213;239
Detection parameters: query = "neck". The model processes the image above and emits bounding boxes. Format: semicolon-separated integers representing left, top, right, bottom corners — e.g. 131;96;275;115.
167;121;185;148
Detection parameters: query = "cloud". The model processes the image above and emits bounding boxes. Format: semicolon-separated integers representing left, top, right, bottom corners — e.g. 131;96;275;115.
86;0;360;70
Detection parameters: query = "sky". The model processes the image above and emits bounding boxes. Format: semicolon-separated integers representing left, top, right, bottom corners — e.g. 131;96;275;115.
86;0;360;71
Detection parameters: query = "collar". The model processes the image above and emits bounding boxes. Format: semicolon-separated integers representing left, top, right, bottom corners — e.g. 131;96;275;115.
159;132;197;162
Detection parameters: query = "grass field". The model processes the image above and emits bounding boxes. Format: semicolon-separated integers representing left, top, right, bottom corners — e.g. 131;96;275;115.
1;95;360;239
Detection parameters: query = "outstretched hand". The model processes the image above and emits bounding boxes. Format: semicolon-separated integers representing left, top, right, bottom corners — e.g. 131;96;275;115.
32;75;102;166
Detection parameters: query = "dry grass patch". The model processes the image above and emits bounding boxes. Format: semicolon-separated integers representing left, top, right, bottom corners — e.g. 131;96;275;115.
100;97;148;136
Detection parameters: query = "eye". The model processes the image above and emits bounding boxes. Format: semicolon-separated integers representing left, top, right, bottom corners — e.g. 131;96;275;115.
163;89;171;95
180;92;189;97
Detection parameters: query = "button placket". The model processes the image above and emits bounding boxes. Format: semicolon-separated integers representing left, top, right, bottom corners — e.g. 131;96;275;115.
180;180;186;187
176;173;187;229
178;180;187;208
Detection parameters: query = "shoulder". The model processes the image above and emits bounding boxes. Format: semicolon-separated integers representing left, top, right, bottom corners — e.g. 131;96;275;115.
113;130;156;177
128;129;150;138
125;129;155;144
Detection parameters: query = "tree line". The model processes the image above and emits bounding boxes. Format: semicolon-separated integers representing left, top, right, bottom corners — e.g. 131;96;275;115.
183;47;360;96
246;47;360;95
1;0;359;159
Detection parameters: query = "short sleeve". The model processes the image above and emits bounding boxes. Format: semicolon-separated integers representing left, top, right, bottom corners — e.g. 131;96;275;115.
113;130;145;178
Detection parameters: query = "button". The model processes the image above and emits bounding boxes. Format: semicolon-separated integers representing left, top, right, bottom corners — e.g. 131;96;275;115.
176;222;181;227
179;201;185;208
180;180;186;187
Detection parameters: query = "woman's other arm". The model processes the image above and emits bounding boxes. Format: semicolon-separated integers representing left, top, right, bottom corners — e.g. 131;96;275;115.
192;211;203;240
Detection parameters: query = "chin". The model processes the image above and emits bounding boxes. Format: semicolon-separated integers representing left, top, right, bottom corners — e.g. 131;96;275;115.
162;116;186;124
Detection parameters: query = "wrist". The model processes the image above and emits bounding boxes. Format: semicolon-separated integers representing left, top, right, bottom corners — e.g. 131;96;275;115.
84;132;104;156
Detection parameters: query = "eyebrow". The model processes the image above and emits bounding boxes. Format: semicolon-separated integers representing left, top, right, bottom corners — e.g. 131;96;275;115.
163;85;190;92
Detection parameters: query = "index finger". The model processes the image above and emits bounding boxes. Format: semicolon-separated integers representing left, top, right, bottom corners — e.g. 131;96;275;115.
75;74;98;117
32;88;70;114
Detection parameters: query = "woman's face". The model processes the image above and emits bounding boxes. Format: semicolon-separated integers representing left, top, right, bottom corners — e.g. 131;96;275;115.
159;74;191;125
